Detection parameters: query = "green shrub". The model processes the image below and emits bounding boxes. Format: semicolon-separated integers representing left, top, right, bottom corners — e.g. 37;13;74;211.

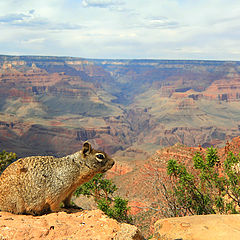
0;150;17;174
74;173;132;223
167;147;240;215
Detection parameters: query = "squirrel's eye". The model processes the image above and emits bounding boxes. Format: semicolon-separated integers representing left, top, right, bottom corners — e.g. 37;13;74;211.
96;153;105;161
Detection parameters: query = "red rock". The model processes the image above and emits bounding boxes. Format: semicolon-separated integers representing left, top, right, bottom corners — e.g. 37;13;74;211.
128;201;148;215
107;162;133;178
152;214;240;240
0;210;144;240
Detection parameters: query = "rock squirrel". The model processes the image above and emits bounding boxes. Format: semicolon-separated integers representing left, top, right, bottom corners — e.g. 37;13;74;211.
0;142;115;215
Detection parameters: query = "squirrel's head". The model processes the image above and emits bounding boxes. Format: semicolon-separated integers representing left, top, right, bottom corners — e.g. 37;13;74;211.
81;141;115;173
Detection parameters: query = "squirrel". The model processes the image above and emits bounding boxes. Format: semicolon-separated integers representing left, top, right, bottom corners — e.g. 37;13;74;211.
0;141;115;215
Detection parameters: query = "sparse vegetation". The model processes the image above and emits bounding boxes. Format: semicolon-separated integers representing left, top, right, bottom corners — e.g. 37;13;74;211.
74;173;132;223
166;147;240;216
0;150;17;174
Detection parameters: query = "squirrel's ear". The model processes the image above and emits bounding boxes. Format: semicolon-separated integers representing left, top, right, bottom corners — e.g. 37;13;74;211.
82;141;92;156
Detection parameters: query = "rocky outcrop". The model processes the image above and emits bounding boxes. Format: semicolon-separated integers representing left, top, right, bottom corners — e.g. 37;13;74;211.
171;77;240;102
0;209;144;240
152;214;240;240
106;161;134;179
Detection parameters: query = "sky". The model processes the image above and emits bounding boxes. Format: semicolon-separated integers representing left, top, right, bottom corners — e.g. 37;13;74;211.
0;0;240;60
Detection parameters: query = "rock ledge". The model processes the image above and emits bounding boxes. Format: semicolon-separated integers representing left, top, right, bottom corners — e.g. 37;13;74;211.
0;209;144;240
152;214;240;240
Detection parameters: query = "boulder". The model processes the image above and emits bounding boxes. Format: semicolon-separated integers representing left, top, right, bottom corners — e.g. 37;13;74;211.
152;214;240;240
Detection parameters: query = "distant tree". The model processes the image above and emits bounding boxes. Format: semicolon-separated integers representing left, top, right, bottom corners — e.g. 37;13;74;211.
74;173;132;223
0;150;17;174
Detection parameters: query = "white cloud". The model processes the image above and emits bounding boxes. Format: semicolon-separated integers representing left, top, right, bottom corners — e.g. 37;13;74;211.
0;13;30;23
0;9;83;30
82;0;124;8
148;18;180;29
21;38;45;44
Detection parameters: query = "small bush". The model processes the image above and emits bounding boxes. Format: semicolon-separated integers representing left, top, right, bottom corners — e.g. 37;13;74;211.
74;173;132;223
166;147;240;215
0;150;17;174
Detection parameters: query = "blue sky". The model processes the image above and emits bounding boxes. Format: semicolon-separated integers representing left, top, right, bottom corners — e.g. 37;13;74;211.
0;0;240;60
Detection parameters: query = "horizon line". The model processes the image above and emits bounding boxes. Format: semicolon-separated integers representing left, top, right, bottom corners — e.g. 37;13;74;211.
0;54;240;63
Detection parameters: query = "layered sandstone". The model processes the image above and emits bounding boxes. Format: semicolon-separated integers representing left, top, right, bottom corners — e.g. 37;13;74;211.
1;56;240;157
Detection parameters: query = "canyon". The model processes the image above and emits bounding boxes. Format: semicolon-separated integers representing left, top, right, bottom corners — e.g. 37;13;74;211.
1;55;240;158
2;55;240;238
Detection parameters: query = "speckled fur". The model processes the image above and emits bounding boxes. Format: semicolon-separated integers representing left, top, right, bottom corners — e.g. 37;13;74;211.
0;142;114;215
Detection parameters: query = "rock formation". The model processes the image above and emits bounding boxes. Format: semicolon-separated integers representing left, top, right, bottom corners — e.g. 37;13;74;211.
1;56;240;157
152;214;240;240
0;209;144;240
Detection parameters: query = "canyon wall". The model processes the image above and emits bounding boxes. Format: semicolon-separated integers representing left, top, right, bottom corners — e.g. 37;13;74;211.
1;55;240;157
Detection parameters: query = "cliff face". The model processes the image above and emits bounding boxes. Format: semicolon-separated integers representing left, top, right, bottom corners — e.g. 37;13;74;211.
1;56;240;157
